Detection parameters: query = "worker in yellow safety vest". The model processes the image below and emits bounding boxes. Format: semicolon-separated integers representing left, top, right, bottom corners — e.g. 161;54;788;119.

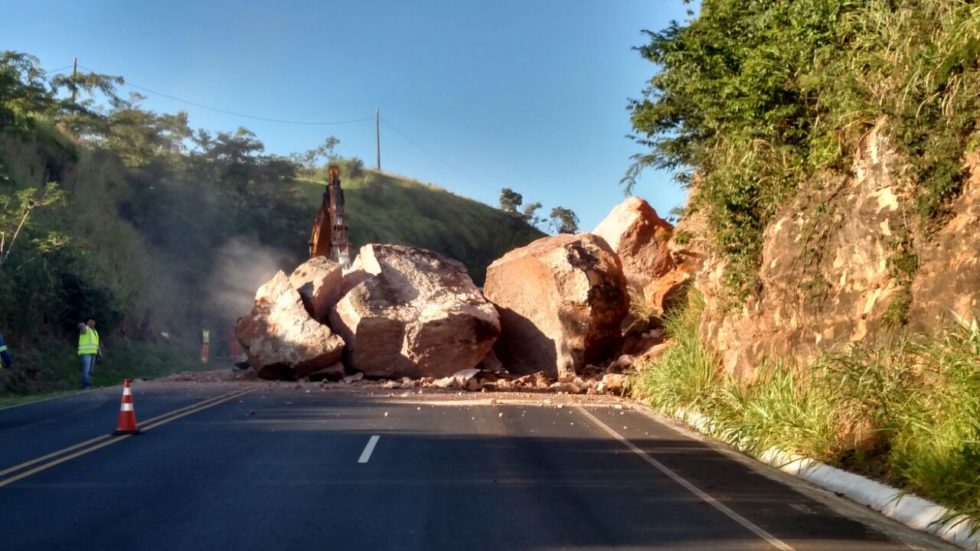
78;319;101;389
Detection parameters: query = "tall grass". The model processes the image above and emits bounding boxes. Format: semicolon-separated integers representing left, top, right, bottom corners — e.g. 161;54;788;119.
632;294;980;518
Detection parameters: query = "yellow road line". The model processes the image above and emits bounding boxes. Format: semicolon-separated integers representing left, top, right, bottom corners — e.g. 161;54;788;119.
0;434;111;478
0;387;254;487
0;387;250;478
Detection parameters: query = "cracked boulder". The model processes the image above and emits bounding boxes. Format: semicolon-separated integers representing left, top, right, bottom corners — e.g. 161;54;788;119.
235;271;345;380
329;244;500;378
288;256;343;323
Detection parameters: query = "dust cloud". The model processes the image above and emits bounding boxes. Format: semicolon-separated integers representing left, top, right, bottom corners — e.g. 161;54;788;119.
205;237;293;326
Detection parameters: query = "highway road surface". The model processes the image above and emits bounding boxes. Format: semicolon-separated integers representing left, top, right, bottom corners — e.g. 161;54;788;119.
0;380;957;551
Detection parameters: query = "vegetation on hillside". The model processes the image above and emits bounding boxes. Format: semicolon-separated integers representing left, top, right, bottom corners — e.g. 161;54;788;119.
497;186;579;234
626;0;980;299
299;163;544;282
0;51;542;394
626;0;980;520
633;292;980;519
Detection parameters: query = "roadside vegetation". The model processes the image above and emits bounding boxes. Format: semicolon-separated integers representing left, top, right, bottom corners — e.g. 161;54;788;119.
632;292;980;519
624;0;980;523
626;0;980;300
0;51;541;396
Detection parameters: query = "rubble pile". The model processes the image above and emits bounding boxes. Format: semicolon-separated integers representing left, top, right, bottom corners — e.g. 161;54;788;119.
235;197;680;392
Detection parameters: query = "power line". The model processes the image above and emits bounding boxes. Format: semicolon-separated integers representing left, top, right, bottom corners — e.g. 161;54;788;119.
67;63;497;195
380;118;497;194
77;64;374;126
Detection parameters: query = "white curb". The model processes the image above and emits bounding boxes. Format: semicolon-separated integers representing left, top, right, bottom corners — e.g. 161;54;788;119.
668;407;980;550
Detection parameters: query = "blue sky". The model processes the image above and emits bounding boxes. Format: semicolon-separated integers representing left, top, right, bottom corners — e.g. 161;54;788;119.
2;0;694;230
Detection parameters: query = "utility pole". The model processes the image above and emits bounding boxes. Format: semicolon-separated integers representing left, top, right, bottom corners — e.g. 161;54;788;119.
375;107;381;171
71;57;78;103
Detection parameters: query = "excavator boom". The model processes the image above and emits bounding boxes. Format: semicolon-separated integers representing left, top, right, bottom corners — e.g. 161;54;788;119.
309;164;352;267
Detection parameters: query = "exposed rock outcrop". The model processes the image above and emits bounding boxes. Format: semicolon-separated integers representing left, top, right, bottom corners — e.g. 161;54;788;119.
910;153;980;330
235;271;345;380
484;233;629;379
684;122;968;376
330;244;500;378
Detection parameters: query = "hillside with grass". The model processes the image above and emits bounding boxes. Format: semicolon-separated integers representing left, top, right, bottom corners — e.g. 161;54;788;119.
0;52;543;396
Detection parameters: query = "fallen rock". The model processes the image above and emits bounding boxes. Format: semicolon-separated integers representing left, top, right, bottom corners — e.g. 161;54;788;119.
476;349;504;373
432;368;482;390
607;354;635;374
512;371;554;389
343;372;364;384
597;373;629;395
235;271;345;380
637;342;671;365
592;197;675;295
330;244;501;378
484;234;629;379
289;257;343;322
307;362;346;382
643;268;691;316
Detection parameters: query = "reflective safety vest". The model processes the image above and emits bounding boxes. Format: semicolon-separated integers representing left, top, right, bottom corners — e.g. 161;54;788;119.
202;330;210;344
78;328;99;356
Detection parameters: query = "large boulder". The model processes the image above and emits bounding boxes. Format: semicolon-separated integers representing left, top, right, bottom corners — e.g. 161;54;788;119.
484;234;629;378
288;256;343;322
329;244;500;378
592;197;676;295
235;271;345;380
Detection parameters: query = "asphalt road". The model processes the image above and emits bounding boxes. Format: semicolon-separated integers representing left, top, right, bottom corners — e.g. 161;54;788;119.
0;381;956;551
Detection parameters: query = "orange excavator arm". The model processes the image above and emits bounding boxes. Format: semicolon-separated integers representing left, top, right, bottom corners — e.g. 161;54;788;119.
310;165;348;261
309;192;332;258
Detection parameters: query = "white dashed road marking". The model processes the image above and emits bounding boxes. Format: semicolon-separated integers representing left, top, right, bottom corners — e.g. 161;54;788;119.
358;435;380;464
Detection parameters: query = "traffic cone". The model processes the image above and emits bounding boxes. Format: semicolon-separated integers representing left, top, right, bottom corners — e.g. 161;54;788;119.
113;379;139;434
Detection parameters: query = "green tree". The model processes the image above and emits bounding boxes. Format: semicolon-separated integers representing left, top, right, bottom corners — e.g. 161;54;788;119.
0;182;66;269
101;95;192;168
296;136;340;170
521;201;545;228
0;51;56;132
549;206;578;234
498;187;523;214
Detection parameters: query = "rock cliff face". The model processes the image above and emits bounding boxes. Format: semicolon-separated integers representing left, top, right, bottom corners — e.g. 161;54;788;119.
680;122;980;376
910;152;980;332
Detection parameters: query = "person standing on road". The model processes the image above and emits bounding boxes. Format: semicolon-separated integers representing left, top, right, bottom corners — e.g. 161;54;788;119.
78;319;101;389
201;327;210;364
0;331;12;369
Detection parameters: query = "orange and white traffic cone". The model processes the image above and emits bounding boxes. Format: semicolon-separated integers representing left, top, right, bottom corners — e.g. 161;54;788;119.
113;379;139;434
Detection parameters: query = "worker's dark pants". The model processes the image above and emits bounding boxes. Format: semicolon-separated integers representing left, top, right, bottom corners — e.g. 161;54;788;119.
80;354;96;389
